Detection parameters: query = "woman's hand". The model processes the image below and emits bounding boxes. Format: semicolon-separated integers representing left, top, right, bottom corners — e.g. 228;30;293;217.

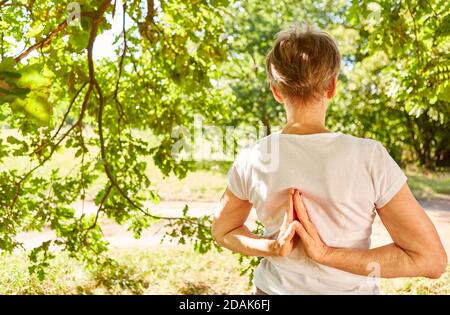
270;189;300;257
290;186;447;279
293;189;332;263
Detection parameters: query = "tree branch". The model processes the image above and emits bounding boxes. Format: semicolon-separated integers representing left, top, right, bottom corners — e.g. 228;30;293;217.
84;184;112;237
15;19;68;62
85;0;194;222
96;77;196;222
114;1;128;119
14;6;107;63
84;0;203;225
405;0;421;65
9;1;112;211
146;0;155;24
31;82;88;156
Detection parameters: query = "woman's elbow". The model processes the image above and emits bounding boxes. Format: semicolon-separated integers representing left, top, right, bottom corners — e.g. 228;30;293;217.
421;249;448;279
211;220;225;246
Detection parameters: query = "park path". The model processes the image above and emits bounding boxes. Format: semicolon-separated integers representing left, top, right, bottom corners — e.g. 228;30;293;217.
17;199;450;261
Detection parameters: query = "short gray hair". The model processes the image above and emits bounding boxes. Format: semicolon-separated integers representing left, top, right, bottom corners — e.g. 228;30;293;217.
266;24;341;103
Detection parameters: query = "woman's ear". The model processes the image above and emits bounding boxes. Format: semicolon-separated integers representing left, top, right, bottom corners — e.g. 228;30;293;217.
326;76;338;99
270;84;284;104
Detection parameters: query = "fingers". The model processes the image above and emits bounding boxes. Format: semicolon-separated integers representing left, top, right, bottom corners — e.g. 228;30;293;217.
293;199;299;221
290;188;299;221
293;190;312;231
295;221;312;243
282;189;295;230
281;209;289;231
287;188;294;222
285;222;296;245
280;221;296;242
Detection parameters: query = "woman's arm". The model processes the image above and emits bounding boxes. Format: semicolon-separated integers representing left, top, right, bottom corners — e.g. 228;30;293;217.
212;187;298;257
294;186;448;279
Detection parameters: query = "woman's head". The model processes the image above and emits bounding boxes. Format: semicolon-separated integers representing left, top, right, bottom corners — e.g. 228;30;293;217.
266;24;341;106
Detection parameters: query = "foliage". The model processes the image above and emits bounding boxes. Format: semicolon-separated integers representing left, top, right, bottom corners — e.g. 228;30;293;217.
237;221;264;285
223;0;450;168
0;0;449;290
329;0;450;168
0;0;230;284
222;0;347;133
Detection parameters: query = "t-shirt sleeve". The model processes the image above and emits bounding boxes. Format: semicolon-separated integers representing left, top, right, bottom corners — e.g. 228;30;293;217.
371;141;408;209
226;151;249;200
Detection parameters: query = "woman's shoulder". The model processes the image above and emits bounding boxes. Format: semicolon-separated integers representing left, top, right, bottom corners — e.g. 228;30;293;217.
234;132;385;161
337;132;381;149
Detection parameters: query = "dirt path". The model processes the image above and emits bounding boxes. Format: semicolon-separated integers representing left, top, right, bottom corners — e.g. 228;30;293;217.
17;199;450;261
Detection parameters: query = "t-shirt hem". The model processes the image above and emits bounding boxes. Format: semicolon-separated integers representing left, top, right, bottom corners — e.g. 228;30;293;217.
253;266;276;295
254;260;380;295
226;177;247;200
375;173;408;209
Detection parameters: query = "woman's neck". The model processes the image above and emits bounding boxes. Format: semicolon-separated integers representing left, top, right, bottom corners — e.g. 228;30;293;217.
282;100;329;135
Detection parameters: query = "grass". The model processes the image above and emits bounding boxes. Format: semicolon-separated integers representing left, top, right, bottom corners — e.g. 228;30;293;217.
1;245;448;295
148;166;227;202
406;169;450;200
0;246;250;295
381;271;450;295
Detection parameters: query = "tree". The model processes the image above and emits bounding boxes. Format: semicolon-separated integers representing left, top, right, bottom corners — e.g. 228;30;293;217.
223;0;349;134
0;0;230;284
223;0;449;168
1;0;448;291
329;0;450;168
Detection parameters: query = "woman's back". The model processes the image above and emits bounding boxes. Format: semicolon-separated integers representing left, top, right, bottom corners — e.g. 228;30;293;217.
227;132;407;294
214;24;446;295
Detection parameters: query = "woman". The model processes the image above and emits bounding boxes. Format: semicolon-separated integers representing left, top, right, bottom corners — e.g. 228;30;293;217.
211;25;447;295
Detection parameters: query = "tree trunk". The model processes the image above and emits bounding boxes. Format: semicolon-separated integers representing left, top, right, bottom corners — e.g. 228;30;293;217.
261;116;271;136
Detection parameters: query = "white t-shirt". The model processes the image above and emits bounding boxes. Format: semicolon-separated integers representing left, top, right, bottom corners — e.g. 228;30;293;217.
227;131;407;295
